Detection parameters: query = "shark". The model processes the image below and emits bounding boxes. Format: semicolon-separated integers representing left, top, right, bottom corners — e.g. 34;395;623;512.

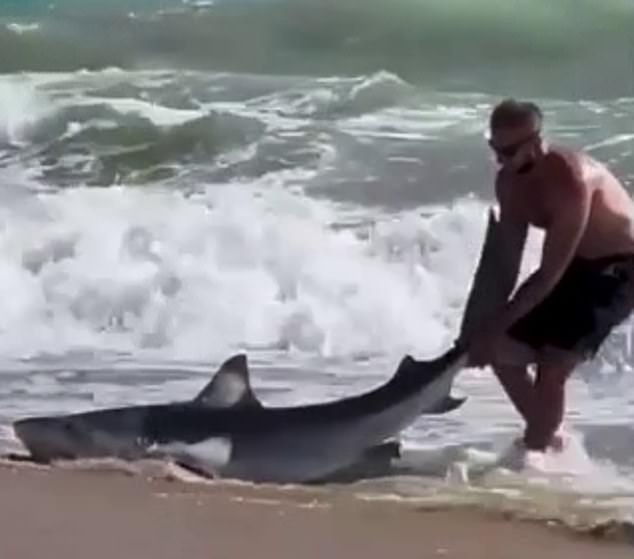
12;208;511;484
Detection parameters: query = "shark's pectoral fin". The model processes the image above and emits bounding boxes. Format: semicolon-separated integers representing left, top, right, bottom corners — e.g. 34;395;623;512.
194;354;262;409
149;437;233;479
174;456;221;479
428;396;467;414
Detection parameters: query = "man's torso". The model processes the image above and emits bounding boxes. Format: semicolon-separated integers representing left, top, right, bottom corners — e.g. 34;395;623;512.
497;147;634;259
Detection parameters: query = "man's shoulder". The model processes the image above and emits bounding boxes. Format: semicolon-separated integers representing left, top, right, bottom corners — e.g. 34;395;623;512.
543;148;591;208
543;146;584;180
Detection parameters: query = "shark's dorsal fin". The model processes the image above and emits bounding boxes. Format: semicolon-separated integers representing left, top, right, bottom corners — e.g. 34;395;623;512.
194;354;262;409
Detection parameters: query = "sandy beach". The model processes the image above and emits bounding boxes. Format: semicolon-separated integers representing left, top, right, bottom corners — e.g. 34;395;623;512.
0;462;631;559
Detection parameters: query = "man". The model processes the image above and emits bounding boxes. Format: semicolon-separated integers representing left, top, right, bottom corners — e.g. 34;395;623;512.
468;99;634;452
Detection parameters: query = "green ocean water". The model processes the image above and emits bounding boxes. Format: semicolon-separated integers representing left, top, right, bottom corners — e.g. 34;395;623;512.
1;0;633;98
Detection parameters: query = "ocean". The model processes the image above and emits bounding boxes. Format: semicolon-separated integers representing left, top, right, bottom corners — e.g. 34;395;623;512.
1;0;634;533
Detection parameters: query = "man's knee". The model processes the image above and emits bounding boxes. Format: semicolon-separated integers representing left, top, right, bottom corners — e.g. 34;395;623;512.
492;334;537;367
491;363;527;380
538;345;582;371
536;353;578;387
537;369;569;388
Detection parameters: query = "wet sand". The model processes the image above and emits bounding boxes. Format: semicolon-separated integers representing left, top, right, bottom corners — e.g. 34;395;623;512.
0;462;631;559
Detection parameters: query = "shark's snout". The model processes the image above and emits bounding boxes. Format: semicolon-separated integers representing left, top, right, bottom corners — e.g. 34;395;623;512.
13;416;81;462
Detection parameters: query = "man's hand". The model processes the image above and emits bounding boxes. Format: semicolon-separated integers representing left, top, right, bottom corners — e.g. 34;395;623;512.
466;320;503;368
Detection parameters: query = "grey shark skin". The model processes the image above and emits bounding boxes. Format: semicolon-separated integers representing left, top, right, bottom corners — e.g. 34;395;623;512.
13;206;507;484
13;349;466;483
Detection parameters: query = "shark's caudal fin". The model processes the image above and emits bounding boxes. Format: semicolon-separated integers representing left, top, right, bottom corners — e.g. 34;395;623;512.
194;354;262;408
389;207;516;415
457;207;517;346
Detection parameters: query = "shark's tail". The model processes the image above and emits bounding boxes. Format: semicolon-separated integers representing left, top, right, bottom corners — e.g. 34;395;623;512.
457;207;516;347
391;206;512;415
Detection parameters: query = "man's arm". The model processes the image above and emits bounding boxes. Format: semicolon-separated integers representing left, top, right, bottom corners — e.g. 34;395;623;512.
494;164;591;332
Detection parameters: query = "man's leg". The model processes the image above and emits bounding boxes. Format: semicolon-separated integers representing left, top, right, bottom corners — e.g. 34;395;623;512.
491;364;535;424
523;350;578;451
491;335;539;424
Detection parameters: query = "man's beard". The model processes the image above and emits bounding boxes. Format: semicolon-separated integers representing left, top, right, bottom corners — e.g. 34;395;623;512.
516;159;536;174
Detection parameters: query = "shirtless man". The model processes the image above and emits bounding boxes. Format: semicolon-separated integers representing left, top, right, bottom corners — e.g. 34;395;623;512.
468;99;634;451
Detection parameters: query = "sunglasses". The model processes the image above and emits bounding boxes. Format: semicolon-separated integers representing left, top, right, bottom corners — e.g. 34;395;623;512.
489;131;540;159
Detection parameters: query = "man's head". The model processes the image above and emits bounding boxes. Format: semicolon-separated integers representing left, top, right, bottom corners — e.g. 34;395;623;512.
488;99;544;174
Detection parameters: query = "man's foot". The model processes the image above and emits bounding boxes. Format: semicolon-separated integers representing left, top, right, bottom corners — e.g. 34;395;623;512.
522;449;547;471
522;429;567;453
550;432;565;452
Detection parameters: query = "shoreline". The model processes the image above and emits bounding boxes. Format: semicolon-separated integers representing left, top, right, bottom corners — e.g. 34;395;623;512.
0;461;632;559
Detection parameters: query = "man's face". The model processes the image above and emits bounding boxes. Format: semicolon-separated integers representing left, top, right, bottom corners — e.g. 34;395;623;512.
488;121;543;174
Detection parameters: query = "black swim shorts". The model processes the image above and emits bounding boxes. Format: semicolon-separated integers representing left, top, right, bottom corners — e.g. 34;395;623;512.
507;253;634;359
